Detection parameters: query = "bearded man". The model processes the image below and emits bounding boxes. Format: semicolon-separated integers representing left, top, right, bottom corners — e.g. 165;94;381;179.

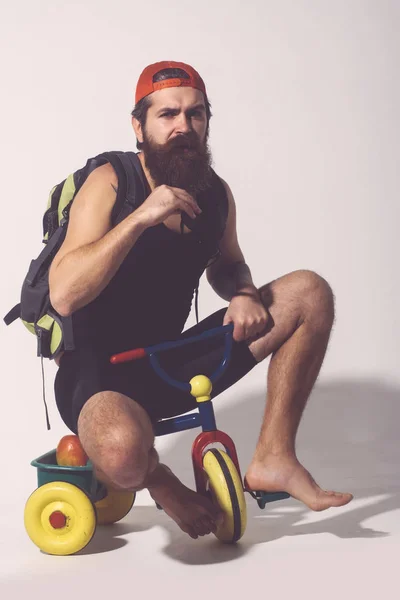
50;61;352;540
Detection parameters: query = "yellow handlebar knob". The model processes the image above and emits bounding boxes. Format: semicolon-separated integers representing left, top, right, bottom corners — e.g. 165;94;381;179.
189;375;212;403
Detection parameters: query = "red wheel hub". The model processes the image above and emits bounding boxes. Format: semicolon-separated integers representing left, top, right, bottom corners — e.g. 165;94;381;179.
191;430;242;495
49;510;67;529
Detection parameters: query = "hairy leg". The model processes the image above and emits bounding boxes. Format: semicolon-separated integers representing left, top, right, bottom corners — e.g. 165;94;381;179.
245;269;353;511
77;390;157;491
77;391;222;537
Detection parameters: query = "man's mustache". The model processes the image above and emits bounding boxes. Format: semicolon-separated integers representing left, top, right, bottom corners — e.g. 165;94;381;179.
165;133;200;151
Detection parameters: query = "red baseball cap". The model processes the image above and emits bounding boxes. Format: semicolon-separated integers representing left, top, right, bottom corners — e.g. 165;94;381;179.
135;61;207;105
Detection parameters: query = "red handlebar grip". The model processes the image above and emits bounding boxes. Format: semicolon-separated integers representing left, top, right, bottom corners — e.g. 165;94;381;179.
110;348;147;364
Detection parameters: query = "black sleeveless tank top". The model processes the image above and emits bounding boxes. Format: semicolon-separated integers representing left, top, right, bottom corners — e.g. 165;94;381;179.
71;159;228;355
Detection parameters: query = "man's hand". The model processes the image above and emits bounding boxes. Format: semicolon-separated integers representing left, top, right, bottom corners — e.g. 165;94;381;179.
135;184;202;228
223;288;269;343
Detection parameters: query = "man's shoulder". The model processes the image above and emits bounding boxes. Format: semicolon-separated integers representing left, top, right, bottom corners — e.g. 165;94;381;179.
211;171;233;205
210;169;229;194
88;160;118;187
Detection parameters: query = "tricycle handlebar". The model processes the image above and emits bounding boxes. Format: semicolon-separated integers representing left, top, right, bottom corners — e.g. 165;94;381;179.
110;322;234;365
110;322;234;393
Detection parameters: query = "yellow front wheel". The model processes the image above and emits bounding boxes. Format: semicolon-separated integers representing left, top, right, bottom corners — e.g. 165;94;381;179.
95;487;136;525
203;449;247;543
24;482;97;556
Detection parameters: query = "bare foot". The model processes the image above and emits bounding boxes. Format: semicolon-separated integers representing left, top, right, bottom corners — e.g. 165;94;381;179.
147;464;224;539
245;454;353;512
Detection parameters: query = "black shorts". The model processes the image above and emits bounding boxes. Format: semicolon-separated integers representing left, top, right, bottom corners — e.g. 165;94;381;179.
54;307;258;434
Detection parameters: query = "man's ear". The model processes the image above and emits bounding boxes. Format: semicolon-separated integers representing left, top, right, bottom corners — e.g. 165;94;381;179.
131;117;144;143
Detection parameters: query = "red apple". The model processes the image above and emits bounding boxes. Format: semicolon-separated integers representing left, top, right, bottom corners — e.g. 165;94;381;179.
56;435;88;467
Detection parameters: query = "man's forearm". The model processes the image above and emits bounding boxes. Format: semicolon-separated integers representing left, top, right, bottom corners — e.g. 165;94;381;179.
207;261;259;302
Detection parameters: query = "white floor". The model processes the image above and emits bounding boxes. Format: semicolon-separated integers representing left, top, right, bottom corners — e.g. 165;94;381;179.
1;375;399;599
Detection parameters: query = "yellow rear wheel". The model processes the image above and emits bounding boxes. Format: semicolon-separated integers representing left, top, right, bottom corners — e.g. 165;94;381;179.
203;449;247;543
95;487;136;525
24;482;96;556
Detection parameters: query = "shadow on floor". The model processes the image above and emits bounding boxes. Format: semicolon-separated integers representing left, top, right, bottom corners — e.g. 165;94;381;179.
81;377;400;563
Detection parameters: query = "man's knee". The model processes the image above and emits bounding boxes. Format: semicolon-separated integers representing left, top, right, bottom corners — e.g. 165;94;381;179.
293;269;335;327
104;430;155;490
77;391;156;491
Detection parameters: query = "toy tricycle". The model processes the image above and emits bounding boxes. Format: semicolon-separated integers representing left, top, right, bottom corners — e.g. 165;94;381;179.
24;323;290;555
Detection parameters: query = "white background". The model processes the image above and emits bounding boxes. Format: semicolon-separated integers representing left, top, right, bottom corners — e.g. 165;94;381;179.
0;0;399;597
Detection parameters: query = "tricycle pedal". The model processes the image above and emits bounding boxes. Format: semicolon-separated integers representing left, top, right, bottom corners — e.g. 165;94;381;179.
246;489;290;509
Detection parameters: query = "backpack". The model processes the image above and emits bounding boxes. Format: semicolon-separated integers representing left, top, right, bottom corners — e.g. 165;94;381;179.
3;152;146;371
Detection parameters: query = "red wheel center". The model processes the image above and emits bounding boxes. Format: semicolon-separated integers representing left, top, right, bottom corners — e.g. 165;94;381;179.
49;510;67;529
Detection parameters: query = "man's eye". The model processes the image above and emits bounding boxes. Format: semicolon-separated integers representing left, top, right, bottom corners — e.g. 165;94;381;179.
161;112;174;118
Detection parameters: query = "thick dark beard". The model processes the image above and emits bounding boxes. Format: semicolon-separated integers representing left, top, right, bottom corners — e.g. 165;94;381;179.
141;129;214;196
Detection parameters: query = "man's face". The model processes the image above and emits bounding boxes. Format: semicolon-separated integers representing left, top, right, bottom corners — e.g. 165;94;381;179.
135;87;213;196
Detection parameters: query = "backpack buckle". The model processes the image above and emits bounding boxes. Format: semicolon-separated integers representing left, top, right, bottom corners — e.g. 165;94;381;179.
35;325;51;359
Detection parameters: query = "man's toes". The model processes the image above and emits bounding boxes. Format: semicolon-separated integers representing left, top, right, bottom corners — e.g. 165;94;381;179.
203;515;219;534
336;492;353;504
310;490;353;511
181;524;198;539
194;517;214;537
326;491;353;502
